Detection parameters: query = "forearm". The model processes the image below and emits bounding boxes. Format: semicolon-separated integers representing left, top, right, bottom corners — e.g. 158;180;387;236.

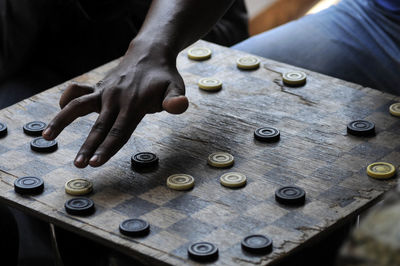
132;0;235;57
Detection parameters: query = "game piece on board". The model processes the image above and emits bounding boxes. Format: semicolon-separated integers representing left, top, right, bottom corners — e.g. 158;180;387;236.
198;78;222;91
236;56;260;70
188;47;212;61
167;174;195;191
0;122;7;137
367;162;396;179
23;121;47;136
65;178;93;196
207;152;234;168
119;218;150;237
131;152;159;169
389;103;400;117
254;127;280;142
275;186;306;205
282;71;307;86
241;235;273;254
65;197;95;216
188;242;218;262
347;120;375;137
30;137;58;153
14;176;44;195
220;172;247;188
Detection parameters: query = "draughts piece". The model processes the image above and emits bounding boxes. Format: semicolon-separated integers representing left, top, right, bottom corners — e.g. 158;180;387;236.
347;120;375;137
389;103;400;117
188;242;218;262
275;186;306;205
254;127;280;142
167;174;195;191
65;178;93;196
65;197;95;216
367;162;396;179
131;152;159;169
241;235;273;254
220;172;247;188
282;71;307;86
188;47;212;61
119;218;150;237
30;137;58;153
14;176;44;195
198;78;222;91
236;56;260;70
23;121;47;136
0;122;7;137
207;152;234;168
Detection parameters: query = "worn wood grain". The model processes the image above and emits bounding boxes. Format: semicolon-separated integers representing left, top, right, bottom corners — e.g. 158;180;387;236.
0;40;399;265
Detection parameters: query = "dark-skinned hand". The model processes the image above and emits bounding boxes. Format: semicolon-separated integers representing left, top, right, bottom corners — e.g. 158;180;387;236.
42;41;189;168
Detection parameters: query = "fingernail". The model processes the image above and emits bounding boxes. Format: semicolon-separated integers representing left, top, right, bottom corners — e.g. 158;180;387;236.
43;128;52;138
89;155;99;164
75;154;85;165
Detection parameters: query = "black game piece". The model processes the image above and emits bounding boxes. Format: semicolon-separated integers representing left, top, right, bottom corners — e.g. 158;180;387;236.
119;218;150;237
30;137;58;153
275;186;306;205
0;122;7;138
188;242;218;262
65;197;95;216
131;152;159;169
14;176;44;195
23;121;47;136
254;127;280;142
241;235;273;254
347;120;375;137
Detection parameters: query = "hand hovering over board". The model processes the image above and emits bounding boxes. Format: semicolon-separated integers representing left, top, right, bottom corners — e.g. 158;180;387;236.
42;0;235;168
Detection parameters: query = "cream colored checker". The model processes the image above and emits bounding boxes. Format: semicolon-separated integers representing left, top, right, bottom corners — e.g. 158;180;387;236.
282;71;307;86
65;178;93;195
389;103;400;117
198;78;222;91
208;152;234;168
188;47;212;61
367;162;396;179
220;172;247;188
167;174;195;191
236;56;260;70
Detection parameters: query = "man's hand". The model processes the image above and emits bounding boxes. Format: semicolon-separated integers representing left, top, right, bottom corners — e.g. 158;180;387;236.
42;41;189;168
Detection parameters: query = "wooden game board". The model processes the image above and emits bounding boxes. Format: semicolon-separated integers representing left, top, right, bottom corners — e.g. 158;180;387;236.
0;40;399;265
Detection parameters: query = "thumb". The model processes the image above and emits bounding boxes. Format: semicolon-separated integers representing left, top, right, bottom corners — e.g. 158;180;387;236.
162;82;189;114
59;83;95;109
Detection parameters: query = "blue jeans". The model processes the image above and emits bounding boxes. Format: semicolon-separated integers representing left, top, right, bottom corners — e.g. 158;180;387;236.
233;0;400;95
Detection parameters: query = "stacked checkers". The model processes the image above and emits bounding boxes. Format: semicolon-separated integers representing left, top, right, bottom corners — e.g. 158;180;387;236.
119;218;150;237
275;186;306;205
188;242;218;262
282;71;307;86
367;162;396;179
65;197;95;216
0;122;7;137
23;121;47;136
241;235;273;254
14;176;44;195
30;137;58;153
131;152;158;170
254;127;280;142
347;120;375;137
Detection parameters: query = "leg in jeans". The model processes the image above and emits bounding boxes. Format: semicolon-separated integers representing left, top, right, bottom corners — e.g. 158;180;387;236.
233;0;400;95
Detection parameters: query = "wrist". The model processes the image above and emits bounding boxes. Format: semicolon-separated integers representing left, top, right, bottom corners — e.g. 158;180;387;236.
127;36;179;64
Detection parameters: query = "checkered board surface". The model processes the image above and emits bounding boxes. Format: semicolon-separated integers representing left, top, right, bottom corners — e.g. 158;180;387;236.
0;40;399;265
